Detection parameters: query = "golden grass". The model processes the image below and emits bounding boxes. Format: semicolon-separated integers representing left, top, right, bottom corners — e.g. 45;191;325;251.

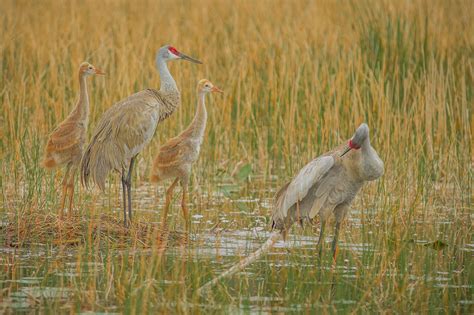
2;211;188;248
0;0;472;313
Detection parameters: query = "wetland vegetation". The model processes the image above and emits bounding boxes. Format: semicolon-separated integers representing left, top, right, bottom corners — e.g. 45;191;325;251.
1;0;472;313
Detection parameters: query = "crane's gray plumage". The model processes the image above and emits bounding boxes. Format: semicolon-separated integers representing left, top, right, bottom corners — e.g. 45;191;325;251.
272;123;383;233
197;123;384;295
81;88;179;190
80;45;201;226
272;155;334;228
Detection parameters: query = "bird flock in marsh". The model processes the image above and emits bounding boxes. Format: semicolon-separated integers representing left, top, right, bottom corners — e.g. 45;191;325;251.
42;45;384;292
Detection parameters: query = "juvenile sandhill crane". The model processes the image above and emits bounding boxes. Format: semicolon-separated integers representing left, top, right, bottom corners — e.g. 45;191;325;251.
197;123;384;294
81;45;201;226
150;79;223;230
42;62;105;215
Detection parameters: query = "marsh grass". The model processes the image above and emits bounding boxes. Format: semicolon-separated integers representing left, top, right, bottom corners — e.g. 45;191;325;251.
0;0;472;313
2;210;188;248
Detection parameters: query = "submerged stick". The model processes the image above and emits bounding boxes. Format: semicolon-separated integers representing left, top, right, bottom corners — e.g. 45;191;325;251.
197;231;282;295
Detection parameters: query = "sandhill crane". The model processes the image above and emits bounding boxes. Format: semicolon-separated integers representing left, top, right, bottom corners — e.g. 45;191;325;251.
197;123;384;294
42;62;105;215
150;79;223;231
81;45;201;226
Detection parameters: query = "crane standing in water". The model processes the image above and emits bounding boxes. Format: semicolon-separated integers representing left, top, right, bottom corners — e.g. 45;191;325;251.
42;62;105;215
81;45;201;226
197;123;384;294
150;79;223;231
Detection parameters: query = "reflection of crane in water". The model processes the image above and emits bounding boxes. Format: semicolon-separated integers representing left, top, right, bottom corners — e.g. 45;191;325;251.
197;123;384;294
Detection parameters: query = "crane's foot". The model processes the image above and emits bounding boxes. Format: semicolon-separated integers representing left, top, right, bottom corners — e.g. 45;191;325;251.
123;214;132;228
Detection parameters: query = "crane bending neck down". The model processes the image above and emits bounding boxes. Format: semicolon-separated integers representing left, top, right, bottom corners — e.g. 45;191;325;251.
197;123;384;295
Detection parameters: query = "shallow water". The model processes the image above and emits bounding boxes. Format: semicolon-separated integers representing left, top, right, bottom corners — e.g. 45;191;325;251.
1;226;472;313
1;177;472;313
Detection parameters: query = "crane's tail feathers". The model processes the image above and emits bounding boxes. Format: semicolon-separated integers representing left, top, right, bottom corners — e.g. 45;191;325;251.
80;142;113;191
196;231;281;296
80;145;92;188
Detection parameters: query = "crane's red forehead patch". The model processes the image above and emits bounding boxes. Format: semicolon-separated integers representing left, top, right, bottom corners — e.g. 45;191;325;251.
168;46;180;55
348;140;361;150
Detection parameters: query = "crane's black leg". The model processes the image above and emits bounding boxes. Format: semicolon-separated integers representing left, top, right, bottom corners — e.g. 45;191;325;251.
121;171;128;227
317;221;326;261
126;156;136;224
331;221;341;262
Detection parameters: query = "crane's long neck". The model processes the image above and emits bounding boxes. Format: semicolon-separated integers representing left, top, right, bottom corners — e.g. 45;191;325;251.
188;92;208;139
70;73;89;123
360;138;384;181
157;58;178;93
155;56;181;121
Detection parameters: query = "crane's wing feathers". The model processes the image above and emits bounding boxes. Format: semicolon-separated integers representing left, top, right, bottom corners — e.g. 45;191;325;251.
93;90;159;142
308;174;352;218
45;121;84;153
81;89;165;189
153;136;185;168
272;156;334;228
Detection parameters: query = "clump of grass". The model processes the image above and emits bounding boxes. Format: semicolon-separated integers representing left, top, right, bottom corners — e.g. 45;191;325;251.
2;211;188;248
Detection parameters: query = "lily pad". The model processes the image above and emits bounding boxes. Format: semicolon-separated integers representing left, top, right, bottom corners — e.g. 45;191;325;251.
234;163;252;181
219;184;240;198
236;202;250;212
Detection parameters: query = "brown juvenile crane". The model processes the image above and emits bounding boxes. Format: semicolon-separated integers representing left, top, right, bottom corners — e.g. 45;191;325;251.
197;123;384;294
42;62;104;215
81;45;201;226
150;79;223;230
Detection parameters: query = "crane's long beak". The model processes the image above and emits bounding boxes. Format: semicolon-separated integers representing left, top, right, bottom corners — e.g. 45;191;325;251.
179;52;202;64
340;146;352;157
211;86;224;94
94;68;106;75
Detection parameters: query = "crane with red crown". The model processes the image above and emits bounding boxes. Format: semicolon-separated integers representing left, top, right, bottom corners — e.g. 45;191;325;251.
81;45;202;226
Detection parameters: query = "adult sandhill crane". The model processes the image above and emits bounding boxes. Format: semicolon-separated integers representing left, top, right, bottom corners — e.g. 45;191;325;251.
42;62;105;215
81;45;201;226
150;79;223;230
197;123;384;294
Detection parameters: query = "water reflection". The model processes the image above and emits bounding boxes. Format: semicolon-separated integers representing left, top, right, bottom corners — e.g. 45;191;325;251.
0;176;472;313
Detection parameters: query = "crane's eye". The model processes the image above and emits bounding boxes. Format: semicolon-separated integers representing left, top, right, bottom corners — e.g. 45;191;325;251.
205;84;210;88
89;66;93;70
